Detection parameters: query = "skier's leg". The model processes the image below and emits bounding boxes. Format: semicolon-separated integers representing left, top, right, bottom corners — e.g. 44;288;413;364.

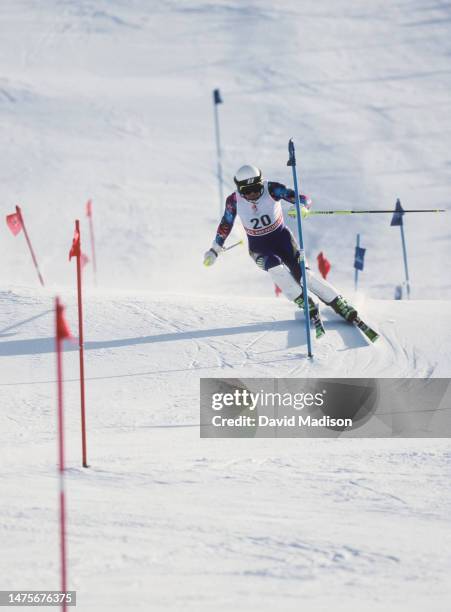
267;261;302;300
265;260;325;338
278;229;358;322
250;251;316;310
277;230;337;303
250;235;321;312
249;249;300;299
300;271;357;321
249;250;324;337
303;269;337;303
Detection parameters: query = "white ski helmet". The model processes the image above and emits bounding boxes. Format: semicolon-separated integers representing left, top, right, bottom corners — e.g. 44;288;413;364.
233;165;264;197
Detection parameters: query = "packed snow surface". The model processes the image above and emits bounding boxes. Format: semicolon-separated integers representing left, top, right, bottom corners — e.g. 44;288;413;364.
1;1;451;611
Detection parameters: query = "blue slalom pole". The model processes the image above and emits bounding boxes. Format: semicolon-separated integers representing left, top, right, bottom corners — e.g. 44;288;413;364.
391;198;411;299
212;89;224;216
400;221;411;299
287;138;313;358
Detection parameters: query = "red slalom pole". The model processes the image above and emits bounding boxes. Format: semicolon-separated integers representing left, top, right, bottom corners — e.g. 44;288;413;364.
86;200;97;285
16;205;45;287
55;297;70;612
76;220;88;468
69;220;88;468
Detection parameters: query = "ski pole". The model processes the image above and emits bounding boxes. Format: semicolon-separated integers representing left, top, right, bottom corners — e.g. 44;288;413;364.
223;240;243;252
287;138;313;358
304;208;446;217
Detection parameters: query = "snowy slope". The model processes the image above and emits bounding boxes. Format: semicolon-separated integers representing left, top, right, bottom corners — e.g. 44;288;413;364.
2;287;451;383
1;287;451;612
1;1;451;611
2;432;450;612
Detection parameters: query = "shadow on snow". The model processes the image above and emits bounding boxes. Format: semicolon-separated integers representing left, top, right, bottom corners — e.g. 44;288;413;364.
0;317;368;357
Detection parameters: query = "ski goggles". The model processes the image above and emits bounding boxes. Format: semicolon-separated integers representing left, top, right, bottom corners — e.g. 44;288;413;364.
239;182;264;197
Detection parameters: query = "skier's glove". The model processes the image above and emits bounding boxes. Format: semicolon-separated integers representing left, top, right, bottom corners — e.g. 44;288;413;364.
288;195;312;219
203;242;223;267
288;206;310;219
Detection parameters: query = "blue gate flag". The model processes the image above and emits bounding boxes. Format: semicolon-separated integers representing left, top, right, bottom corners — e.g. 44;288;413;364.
391;198;404;226
354;246;366;271
213;89;223;105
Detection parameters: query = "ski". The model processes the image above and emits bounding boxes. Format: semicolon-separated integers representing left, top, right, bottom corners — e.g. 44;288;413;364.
299;307;377;342
353;316;379;343
310;305;326;340
295;296;326;340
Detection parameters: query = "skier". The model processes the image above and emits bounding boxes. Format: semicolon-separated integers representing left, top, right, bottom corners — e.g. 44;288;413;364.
203;165;360;338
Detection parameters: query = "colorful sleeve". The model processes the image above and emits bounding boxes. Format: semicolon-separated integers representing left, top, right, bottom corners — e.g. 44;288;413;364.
268;181;295;203
268;182;311;207
215;192;237;247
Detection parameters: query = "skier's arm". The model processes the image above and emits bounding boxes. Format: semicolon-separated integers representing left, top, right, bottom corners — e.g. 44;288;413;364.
268;181;296;203
215;192;237;246
204;193;237;266
268;181;311;217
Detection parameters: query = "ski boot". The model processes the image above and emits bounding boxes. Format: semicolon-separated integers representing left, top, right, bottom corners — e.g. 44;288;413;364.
329;295;358;322
295;295;325;339
331;296;379;342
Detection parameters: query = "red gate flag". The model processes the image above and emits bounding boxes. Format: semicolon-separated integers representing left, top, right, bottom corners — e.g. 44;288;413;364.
57;302;72;341
69;228;89;267
86;199;92;217
69;228;80;260
6;211;23;236
317;251;331;279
